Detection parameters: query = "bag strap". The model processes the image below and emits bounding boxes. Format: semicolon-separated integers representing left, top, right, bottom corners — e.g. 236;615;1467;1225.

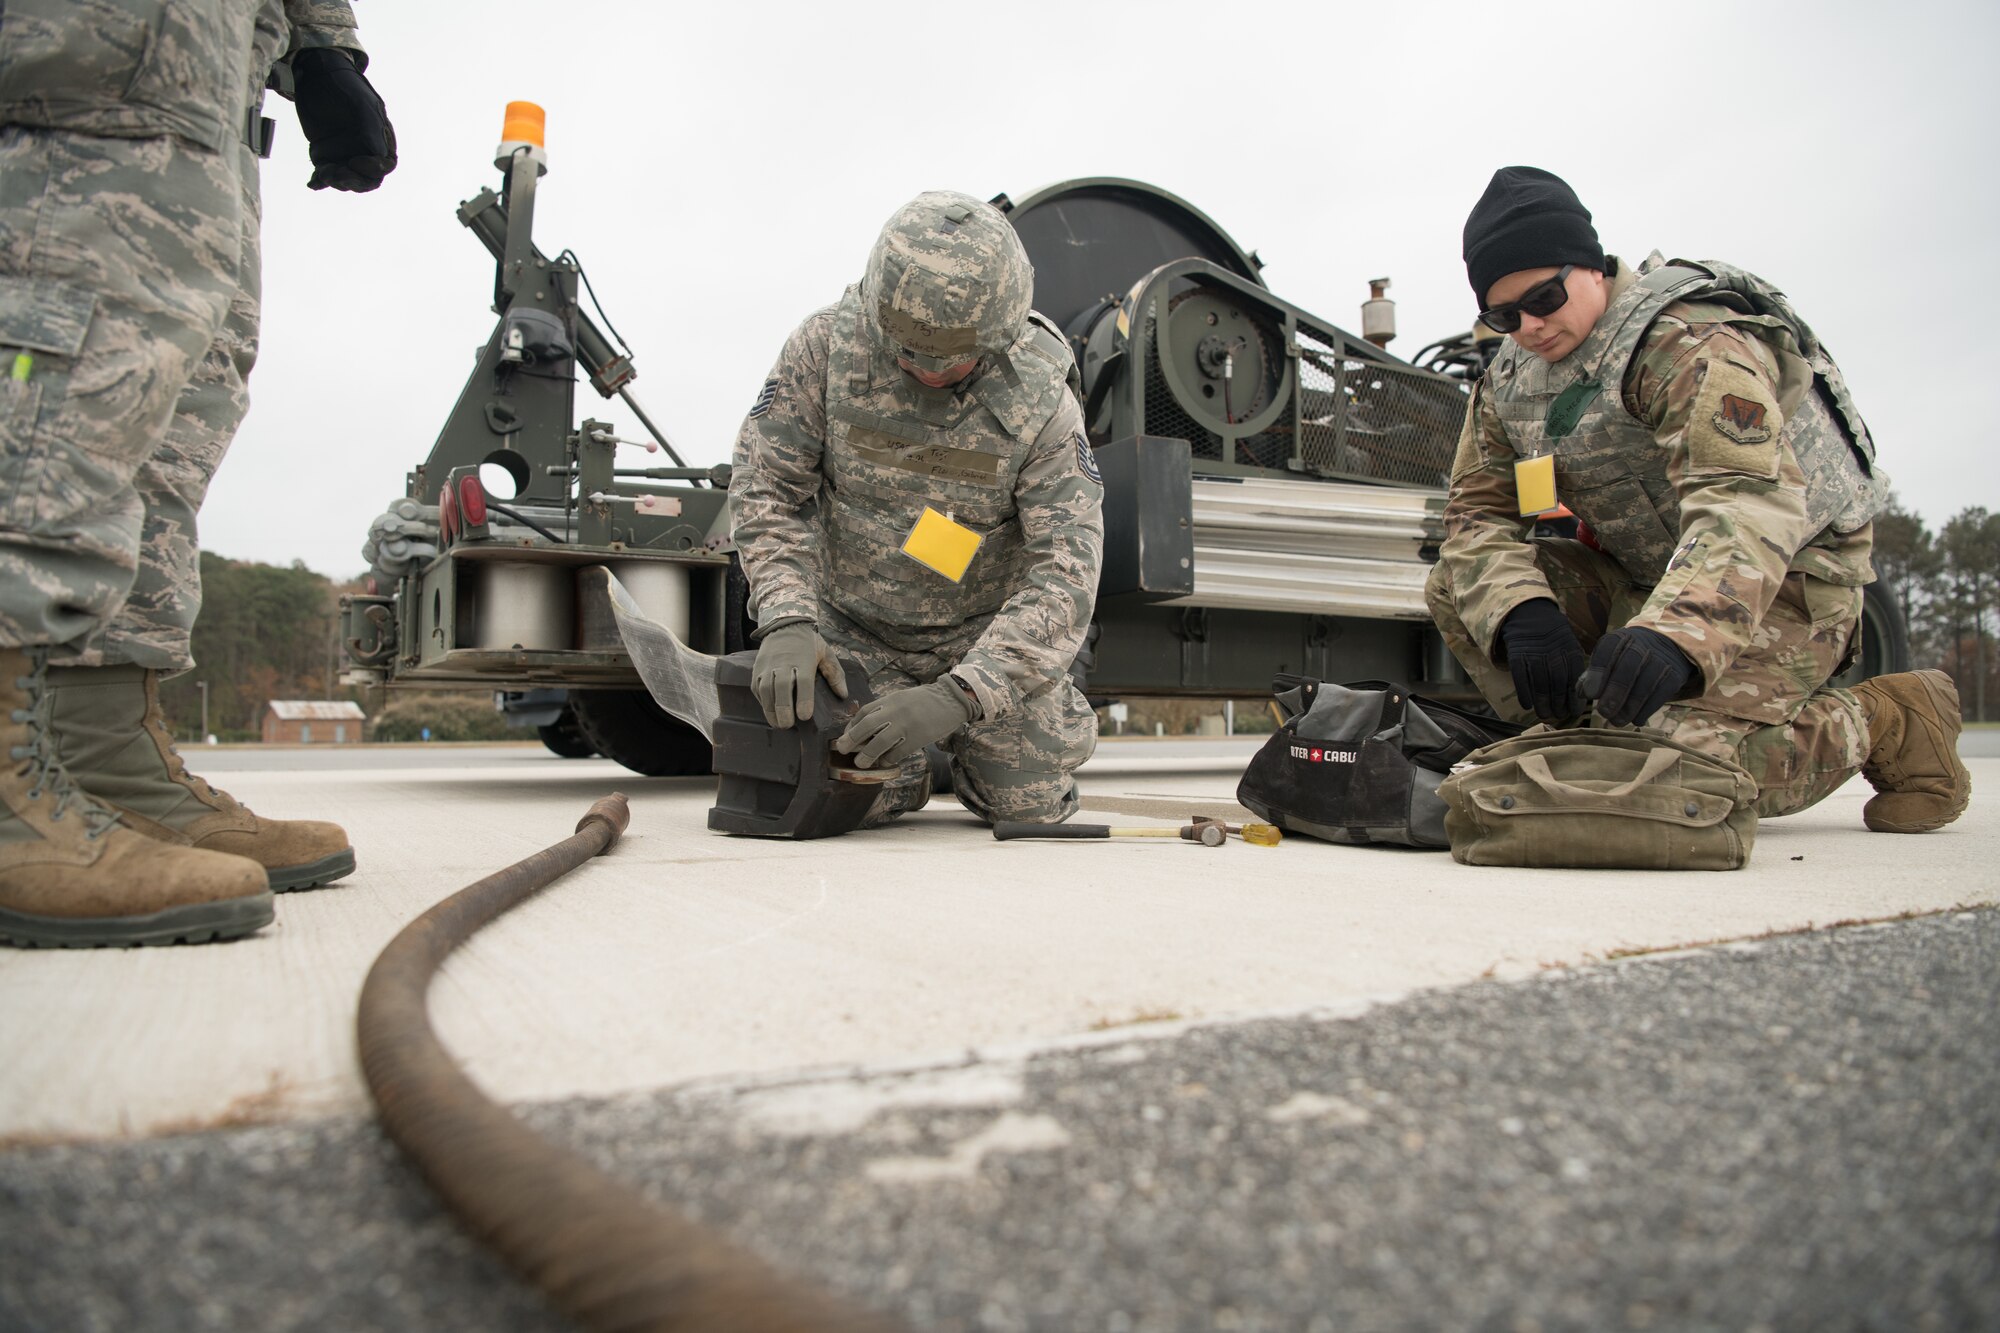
1376;686;1407;730
1517;748;1681;801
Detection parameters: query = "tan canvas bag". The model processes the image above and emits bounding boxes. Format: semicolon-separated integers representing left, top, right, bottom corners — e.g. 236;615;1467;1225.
1437;726;1760;871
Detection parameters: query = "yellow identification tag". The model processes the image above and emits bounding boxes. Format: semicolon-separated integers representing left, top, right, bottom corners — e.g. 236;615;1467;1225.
901;506;983;582
1514;453;1559;517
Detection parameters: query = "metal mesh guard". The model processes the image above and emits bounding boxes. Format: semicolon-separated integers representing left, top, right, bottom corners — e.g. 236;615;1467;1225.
1296;327;1469;487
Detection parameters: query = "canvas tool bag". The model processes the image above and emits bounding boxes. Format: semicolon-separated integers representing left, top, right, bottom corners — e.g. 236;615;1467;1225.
1437;725;1760;870
1235;679;1522;848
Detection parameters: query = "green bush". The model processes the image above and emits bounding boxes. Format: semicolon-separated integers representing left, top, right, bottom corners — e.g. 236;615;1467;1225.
1096;698;1281;736
368;691;517;743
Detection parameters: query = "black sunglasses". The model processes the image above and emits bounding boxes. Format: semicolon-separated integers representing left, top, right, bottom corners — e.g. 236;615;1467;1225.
1477;265;1574;334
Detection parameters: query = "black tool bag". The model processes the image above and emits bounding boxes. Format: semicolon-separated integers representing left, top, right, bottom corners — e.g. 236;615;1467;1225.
1236;678;1523;849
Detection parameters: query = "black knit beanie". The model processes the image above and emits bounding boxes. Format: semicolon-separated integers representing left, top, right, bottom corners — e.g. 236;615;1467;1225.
1462;166;1605;304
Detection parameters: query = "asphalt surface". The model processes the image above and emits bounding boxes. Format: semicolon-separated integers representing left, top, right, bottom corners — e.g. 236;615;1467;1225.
4;908;1994;1333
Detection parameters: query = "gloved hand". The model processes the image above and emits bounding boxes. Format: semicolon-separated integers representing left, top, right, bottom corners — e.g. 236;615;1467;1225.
1498;598;1589;723
751;622;847;729
290;47;397;191
834;679;976;769
1580;626;1695;727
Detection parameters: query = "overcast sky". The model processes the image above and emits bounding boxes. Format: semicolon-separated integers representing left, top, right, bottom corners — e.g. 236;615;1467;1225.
211;0;1998;578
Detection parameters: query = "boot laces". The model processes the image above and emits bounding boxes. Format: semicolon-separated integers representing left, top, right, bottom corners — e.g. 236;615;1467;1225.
161;732;227;804
13;650;121;839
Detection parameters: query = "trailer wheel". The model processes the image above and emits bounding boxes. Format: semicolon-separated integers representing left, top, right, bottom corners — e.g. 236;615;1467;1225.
1834;578;1913;689
568;689;713;777
535;709;596;759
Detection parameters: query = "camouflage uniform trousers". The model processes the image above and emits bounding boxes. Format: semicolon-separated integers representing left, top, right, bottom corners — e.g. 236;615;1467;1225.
817;604;1098;827
0;125;248;668
82;140;262;670
1426;537;1871;819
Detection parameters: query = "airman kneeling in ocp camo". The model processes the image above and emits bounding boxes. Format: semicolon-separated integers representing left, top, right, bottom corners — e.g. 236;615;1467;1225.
1426;166;1969;834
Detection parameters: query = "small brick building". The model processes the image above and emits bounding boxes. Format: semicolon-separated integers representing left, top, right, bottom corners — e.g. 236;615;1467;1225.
263;700;366;745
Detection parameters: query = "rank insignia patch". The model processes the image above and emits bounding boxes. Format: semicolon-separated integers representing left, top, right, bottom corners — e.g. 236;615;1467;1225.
1073;431;1102;485
1713;393;1771;444
749;378;778;419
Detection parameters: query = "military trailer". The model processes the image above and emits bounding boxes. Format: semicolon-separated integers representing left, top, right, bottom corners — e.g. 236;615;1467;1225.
346;123;1908;776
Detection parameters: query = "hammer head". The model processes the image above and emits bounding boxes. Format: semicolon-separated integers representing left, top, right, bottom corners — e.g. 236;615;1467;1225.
1188;817;1229;847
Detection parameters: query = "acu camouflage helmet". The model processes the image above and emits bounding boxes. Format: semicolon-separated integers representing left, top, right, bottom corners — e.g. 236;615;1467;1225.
862;191;1033;372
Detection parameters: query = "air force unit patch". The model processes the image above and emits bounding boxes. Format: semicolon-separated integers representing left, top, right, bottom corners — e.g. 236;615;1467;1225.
1713;393;1771;444
749;378;778;419
1073;430;1102;485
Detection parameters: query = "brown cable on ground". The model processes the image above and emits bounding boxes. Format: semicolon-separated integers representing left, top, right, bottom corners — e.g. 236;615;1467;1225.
356;792;899;1333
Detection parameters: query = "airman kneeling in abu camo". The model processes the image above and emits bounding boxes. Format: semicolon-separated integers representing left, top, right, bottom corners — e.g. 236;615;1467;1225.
1426;166;1970;834
730;192;1104;827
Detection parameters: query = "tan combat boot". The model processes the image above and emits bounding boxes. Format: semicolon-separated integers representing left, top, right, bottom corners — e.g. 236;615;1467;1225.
47;663;355;891
1851;669;1973;833
1;648;272;947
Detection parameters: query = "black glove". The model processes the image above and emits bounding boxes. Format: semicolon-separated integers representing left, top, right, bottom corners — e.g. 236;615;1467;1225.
834;679;976;769
290;47;397;192
1580;626;1695;727
1497;598;1589;723
750;622;847;729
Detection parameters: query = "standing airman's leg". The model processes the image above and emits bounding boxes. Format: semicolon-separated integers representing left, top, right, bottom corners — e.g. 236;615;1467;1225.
0;128;239;651
0;128;273;946
40;149;354;891
81;149;262;672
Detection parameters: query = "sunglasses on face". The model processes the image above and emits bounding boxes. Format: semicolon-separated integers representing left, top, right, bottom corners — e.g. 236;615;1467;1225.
1477;265;1575;334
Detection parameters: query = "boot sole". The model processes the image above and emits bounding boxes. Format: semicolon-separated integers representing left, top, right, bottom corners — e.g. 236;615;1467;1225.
0;890;276;948
268;848;356;893
1864;778;1973;833
1864;812;1968;833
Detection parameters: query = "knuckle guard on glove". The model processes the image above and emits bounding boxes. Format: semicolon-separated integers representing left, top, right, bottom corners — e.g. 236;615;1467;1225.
1499;599;1589;723
1580;626;1694;726
834;680;974;769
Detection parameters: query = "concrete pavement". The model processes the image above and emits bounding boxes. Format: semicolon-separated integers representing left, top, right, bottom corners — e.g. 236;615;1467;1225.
0;740;1991;1142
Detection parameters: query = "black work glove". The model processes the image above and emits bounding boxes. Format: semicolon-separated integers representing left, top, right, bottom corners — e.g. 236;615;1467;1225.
290;47;397;191
1580;626;1696;727
751;622;847;729
834;679;976;769
1497;598;1589;723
